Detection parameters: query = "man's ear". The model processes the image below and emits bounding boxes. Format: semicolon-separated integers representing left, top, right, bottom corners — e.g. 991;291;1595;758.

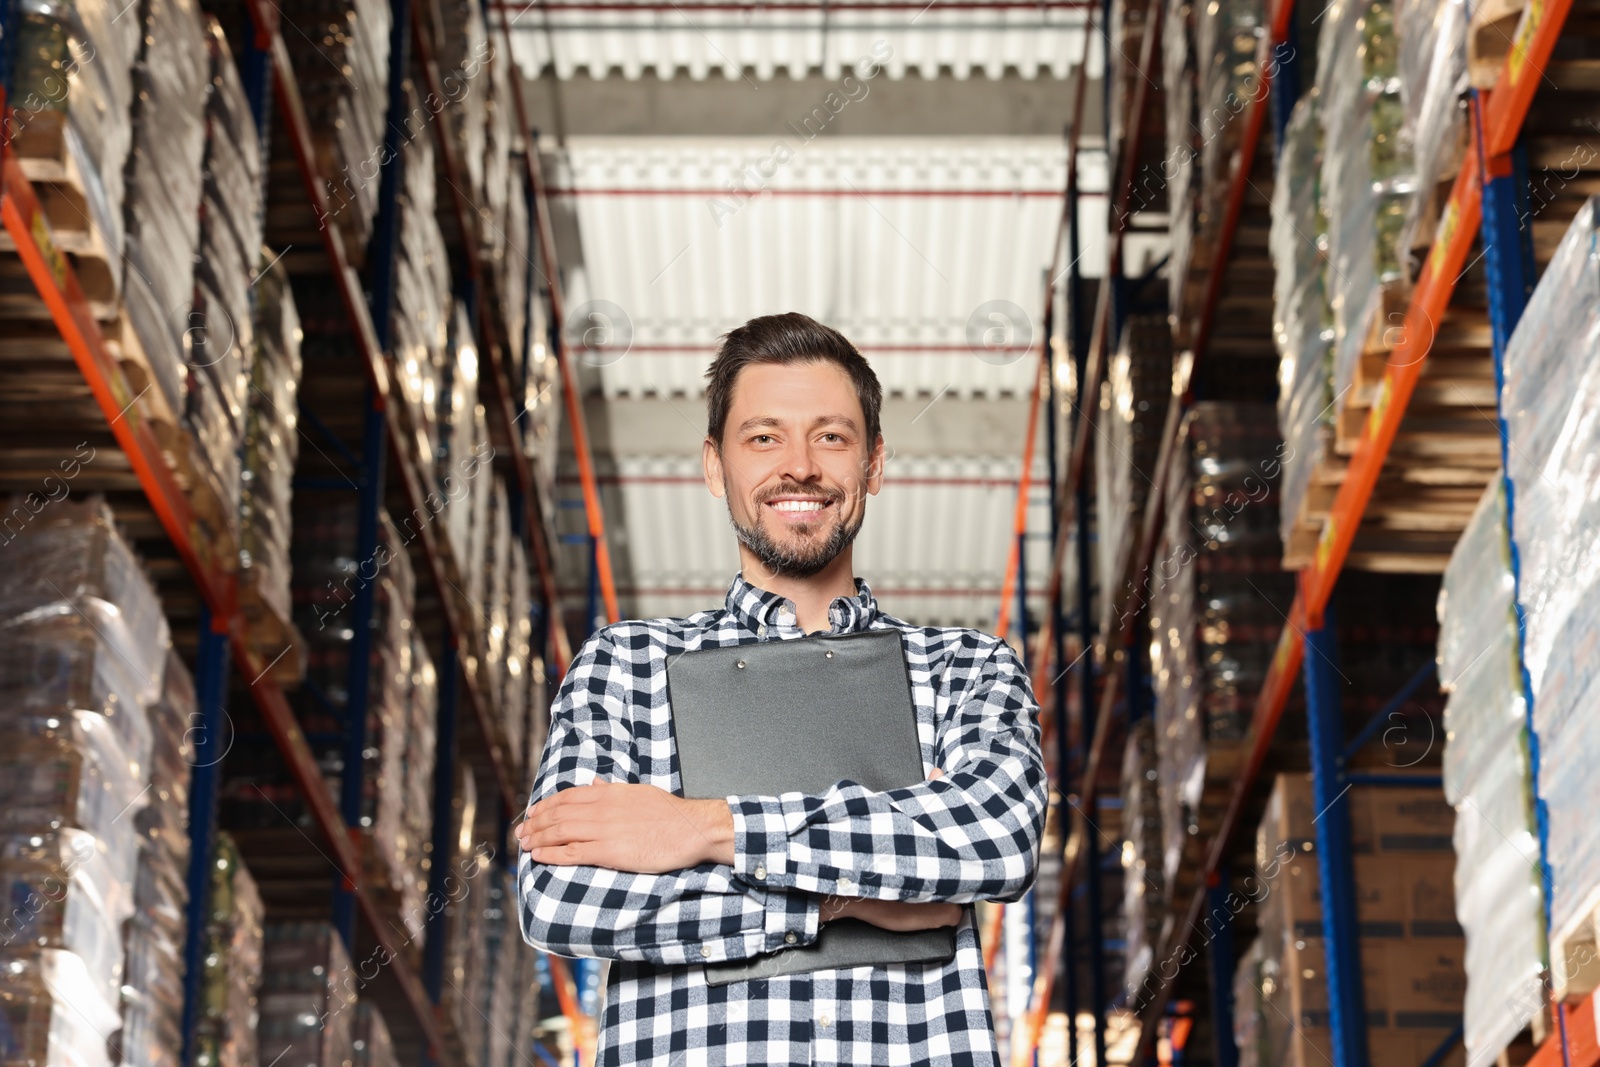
865;435;887;495
703;436;726;498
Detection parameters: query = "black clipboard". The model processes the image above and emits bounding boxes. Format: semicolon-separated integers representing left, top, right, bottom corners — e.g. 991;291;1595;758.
665;627;960;985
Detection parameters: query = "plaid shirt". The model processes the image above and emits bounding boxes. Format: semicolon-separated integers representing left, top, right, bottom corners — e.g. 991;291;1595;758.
516;572;1049;1066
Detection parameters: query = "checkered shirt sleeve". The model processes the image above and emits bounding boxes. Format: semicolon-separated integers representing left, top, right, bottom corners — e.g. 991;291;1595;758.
516;627;823;965
726;635;1047;905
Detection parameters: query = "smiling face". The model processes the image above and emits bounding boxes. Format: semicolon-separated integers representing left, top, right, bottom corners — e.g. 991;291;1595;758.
704;358;885;580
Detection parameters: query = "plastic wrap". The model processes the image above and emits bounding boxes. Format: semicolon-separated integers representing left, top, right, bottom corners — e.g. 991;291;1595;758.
0;497;169;704
1150;405;1293;884
240;254;305;632
1397;0;1467;258
258;924;356;1067
1120;719;1164;999
278;0;391;257
1500;197;1600;955
392;99;453;492
123;0;211;416
352;1004;397;1067
1436;483;1543;1063
1317;0;1415;406
1271;96;1336;548
10;0;141;274
192;834;262;1067
1094;313;1173;629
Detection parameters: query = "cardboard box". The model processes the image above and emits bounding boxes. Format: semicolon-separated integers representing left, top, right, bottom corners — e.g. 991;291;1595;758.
1271;850;1462;941
1257;774;1456;861
1280;936;1466;1030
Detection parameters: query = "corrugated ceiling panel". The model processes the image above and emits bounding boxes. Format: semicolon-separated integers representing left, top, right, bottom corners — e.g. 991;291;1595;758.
550;136;1079;400
503;5;1101;82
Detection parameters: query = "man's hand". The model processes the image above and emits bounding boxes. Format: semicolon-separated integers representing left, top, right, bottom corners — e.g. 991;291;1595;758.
517;779;735;872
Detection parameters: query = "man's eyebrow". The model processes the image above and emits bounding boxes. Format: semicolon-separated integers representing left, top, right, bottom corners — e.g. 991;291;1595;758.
735;414;862;435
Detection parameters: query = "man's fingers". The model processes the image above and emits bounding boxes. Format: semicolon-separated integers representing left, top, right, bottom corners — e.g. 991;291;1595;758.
928;767;944;780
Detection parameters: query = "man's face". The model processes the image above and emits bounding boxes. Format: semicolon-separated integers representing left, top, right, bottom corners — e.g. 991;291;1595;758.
704;359;884;580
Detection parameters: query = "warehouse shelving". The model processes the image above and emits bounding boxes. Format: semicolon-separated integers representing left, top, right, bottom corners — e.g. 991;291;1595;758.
0;0;617;1055
1001;0;1591;1061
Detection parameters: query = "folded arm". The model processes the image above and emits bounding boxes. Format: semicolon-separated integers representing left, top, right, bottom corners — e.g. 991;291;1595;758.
725;636;1048;905
516;627;822;964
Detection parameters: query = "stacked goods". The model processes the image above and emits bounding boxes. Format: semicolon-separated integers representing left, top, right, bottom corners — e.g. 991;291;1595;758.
117;651;196;1067
1120;719;1166;999
525;654;551;787
1163;0;1199;326
1162;0;1265;333
1396;0;1468;258
484;479;512;718
1093;311;1173;629
1317;0;1413;406
498;164;530;377
0;499;165;1067
429;0;489;210
123;0;211;424
398;629;439;944
1242;775;1465;1067
479;32;515;271
442;771;490;1065
240;253;307;675
1233;937;1270;1067
439;303;494;615
8;0;141;296
186;17;266;569
503;540;533;779
193;834;264;1067
520;276;561;535
267;504;434;938
1195;0;1266;207
278;0;392;259
1148;404;1293;886
1499;197;1600;995
1271;95;1336;556
392;100;453;489
481;869;523;1067
258;923;357;1067
352;1003;398;1067
1436;483;1544;1062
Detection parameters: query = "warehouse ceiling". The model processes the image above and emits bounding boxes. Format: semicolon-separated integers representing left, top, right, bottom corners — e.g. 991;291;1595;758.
497;5;1143;631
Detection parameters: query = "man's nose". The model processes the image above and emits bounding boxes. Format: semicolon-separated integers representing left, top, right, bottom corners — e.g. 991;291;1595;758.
778;439;819;483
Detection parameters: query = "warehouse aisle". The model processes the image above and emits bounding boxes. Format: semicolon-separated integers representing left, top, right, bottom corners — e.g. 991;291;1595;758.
1;0;1596;1065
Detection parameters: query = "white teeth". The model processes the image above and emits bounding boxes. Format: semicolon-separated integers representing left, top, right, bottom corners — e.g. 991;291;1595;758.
772;500;826;512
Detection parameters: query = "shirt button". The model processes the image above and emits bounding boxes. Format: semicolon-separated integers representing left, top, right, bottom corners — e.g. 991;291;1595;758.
819;1013;832;1028
838;876;853;893
700;945;711;958
785;931;798;944
754;864;767;880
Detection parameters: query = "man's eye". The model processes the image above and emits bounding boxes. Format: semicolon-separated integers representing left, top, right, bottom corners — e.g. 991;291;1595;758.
753;434;774;444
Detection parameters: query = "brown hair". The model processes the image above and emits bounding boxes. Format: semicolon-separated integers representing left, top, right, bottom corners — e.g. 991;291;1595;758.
704;313;883;452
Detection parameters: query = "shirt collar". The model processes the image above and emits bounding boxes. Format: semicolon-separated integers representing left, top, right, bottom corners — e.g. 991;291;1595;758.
724;571;879;635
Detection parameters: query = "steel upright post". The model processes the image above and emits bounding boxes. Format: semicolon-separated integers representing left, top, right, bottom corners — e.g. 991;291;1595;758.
1303;613;1368;1067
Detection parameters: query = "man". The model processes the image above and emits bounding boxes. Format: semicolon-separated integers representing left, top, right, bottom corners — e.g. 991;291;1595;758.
515;312;1049;1066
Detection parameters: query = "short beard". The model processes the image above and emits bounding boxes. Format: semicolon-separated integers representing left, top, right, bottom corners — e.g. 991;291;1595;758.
726;498;863;579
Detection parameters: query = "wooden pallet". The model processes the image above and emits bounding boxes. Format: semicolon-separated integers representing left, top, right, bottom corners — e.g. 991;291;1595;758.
239;575;307;687
1468;0;1527;89
164;430;240;575
2;111;122;312
1552;883;1600;1001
